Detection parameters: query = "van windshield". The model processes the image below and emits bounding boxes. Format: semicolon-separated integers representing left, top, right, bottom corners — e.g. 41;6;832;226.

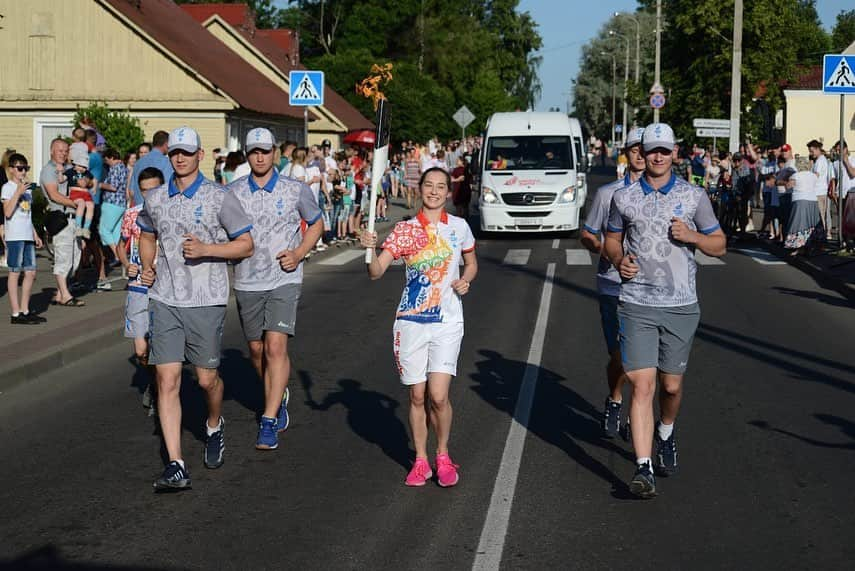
485;136;574;171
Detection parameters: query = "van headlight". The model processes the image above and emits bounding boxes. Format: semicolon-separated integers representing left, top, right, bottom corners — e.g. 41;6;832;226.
558;186;576;203
481;187;501;204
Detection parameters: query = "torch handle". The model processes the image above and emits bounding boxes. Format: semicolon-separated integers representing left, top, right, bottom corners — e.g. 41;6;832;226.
365;145;389;263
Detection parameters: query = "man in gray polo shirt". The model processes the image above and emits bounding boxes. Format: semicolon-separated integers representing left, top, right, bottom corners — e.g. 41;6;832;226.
229;128;323;451
604;123;726;498
137;126;254;492
580;127;646;439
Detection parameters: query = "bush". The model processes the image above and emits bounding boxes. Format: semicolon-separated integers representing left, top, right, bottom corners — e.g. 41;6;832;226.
74;102;145;156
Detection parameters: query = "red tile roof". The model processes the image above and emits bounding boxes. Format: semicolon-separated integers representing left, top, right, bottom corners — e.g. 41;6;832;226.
103;0;303;119
787;65;823;90
179;3;252;28
180;2;372;130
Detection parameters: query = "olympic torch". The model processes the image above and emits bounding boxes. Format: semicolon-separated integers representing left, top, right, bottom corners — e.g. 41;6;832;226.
357;64;393;262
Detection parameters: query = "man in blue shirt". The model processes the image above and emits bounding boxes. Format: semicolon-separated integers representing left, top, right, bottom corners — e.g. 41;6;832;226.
129;130;173;206
604;123;726;498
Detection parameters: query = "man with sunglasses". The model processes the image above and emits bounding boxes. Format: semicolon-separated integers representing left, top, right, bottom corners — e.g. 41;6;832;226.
604;123;726;498
228;128;323;451
137;126;254;492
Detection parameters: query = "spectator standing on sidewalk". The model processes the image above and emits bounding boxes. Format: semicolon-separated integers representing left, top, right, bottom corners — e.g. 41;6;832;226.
137;126;254;492
831;140;855;249
2;153;45;324
40;138;84;307
229;128;323;450
99;149;129;264
784;156;823;256
807;140;832;239
775;156;796;239
129;131;172;207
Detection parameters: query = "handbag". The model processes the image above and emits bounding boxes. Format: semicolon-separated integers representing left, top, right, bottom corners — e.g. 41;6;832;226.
45;209;69;236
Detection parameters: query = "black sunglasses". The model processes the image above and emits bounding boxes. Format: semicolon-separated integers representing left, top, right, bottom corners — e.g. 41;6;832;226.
13;165;30;172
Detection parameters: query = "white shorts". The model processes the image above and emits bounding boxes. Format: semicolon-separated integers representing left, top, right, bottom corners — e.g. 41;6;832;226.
393;320;464;385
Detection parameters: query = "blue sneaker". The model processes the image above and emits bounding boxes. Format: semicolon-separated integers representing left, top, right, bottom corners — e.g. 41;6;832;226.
276;387;290;433
204;417;225;469
654;424;678;476
256;416;279;450
153;461;191;492
629;461;656;499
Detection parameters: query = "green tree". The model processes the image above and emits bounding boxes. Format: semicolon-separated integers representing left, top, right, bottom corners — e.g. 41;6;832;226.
831;9;855;51
74;103;145;156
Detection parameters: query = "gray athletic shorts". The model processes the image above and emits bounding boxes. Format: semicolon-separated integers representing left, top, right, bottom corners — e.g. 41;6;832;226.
124;291;150;339
148;299;226;368
234;283;301;341
618;302;701;374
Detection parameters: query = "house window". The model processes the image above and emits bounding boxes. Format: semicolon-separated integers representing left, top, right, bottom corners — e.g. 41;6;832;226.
34;120;73;172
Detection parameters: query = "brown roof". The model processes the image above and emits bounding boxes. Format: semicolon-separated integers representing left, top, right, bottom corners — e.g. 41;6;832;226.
102;0;303;119
181;3;373;130
787;65;823;90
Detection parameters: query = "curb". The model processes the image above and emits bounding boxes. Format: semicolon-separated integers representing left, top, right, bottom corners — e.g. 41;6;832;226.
754;239;855;303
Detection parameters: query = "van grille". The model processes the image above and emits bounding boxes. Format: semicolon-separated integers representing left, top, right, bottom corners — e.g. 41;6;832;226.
502;192;556;206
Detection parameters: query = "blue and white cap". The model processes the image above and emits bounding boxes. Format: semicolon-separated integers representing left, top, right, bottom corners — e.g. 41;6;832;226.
642;123;675;152
168;126;201;154
245;127;275;152
625;127;645;148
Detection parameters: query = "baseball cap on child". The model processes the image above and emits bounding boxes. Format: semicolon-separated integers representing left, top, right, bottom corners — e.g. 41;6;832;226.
245;128;275;152
625;127;645;148
642;123;676;152
168;126;201;153
70;146;89;168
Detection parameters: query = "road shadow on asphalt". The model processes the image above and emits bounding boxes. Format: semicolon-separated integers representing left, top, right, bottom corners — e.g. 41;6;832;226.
469;349;637;499
0;544;181;570
771;286;853;308
748;414;855;450
300;370;414;470
220;348;265;418
695;323;855;396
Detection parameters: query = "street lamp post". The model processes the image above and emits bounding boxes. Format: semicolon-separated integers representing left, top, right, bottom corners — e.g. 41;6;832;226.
602;51;617;149
610;30;630;148
614;12;641;125
653;0;662;122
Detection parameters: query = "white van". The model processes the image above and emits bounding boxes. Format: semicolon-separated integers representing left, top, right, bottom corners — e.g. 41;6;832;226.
479;112;586;234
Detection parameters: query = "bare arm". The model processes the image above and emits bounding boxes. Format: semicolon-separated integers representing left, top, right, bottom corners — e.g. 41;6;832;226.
139;231;157;286
42;181;77;209
360;230;394;279
184;232;253;261
670;219;727;257
451;250;478;295
580;229;601;254
2;182;27;219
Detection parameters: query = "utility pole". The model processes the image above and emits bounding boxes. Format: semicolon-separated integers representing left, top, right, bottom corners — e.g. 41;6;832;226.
653;0;662;122
729;0;743;153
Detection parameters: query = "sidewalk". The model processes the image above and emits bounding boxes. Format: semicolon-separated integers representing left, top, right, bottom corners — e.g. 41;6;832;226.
0;202;411;391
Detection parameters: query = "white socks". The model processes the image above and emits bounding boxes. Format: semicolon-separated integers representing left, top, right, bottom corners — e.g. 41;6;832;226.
658;421;674;440
206;417;223;437
637;457;652;467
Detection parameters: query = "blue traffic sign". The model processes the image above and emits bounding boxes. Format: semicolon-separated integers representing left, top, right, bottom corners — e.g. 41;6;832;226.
289;71;325;106
650;93;666;109
822;55;855;94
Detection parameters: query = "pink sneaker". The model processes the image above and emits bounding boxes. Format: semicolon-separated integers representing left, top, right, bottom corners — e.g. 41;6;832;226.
405;458;433;487
435;453;459;487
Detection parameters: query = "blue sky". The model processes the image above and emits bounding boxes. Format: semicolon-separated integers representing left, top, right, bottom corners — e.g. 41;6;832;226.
519;0;854;112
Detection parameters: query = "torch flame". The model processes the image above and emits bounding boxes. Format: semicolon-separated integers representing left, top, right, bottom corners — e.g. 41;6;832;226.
356;63;393;110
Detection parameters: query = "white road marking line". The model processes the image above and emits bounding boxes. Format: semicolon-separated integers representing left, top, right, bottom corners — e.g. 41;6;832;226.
473;263;556;571
735;248;786;265
695;251;725;265
316;249;366;266
565;249;592;265
503;249;531;266
552;238;560;249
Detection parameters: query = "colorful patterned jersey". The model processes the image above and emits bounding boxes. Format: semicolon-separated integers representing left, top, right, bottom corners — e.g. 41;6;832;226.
382;210;475;323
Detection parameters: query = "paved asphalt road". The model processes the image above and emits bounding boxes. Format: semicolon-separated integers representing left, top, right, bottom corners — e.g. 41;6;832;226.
1;171;854;571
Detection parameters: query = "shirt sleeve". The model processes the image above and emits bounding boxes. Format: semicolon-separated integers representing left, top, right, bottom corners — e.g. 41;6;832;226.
39;165;58;188
218;191;253;239
1;181;14;202
297;183;323;224
461;221;476;253
583;186;608;235
606;195;624;233
693;190;721;234
137;203;156;234
381;221;419;260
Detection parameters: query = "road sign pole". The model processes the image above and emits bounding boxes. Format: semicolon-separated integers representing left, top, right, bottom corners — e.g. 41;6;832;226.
839;94;845;245
303;107;308;146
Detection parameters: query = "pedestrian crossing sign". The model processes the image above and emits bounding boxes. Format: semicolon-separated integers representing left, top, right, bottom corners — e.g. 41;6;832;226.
289;70;325;106
822;55;855;94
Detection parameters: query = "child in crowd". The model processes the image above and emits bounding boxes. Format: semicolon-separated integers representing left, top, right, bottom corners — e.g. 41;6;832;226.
1;153;45;324
62;146;95;239
120;167;163;415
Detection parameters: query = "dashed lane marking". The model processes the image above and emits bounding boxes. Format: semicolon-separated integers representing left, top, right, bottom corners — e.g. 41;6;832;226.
503;249;531;266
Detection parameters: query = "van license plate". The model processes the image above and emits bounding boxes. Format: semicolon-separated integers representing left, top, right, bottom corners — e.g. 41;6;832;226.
517;218;542;226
